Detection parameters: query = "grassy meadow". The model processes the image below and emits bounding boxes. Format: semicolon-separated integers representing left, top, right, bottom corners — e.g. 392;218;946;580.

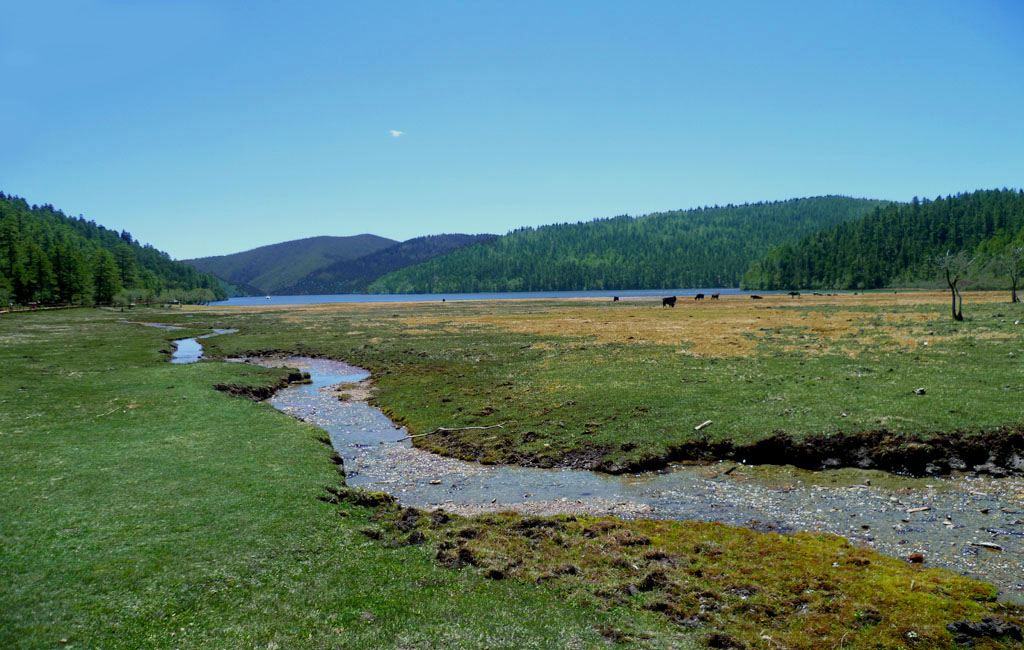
1;309;668;649
3;295;1024;649
196;291;1024;472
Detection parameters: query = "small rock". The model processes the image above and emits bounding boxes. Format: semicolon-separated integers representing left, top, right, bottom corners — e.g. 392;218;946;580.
429;479;442;485
907;506;931;514
947;617;1022;642
973;462;1007;477
970;541;1003;551
907;552;925;564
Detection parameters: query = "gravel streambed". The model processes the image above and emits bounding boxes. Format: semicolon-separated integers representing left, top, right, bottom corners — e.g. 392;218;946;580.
252;356;1024;603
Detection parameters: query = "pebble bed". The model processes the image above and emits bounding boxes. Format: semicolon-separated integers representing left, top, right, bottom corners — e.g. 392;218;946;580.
255;356;1024;603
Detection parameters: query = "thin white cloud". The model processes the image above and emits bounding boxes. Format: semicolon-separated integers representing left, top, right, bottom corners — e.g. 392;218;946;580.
389;129;405;137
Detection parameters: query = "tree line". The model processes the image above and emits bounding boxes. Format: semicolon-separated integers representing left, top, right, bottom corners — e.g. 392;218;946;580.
368;197;885;294
742;189;1024;292
0;192;227;306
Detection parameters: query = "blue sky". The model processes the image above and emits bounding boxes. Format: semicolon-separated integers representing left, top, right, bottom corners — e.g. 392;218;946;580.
2;1;1022;259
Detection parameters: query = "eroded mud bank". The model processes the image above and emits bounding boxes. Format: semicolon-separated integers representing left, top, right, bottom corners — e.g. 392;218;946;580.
415;423;1024;478
522;428;1024;477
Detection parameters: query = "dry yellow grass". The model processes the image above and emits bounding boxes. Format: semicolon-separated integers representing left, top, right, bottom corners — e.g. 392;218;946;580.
193;291;1014;358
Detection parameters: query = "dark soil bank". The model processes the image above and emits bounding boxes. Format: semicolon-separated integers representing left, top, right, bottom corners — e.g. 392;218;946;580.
425;427;1024;477
665;428;1024;478
213;369;310;401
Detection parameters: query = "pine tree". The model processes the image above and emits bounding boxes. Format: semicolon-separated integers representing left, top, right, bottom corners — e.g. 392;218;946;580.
92;249;121;304
0;267;11;305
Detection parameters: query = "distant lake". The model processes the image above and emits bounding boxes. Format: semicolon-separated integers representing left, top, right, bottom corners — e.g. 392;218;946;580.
211;288;775;306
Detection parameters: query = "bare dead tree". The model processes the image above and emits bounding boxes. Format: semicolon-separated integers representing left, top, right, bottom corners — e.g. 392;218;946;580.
1001;246;1024;303
934;251;974;321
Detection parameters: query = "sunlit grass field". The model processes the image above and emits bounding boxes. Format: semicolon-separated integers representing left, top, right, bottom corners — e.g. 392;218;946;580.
3;299;1023;649
1;310;662;649
197;291;1024;472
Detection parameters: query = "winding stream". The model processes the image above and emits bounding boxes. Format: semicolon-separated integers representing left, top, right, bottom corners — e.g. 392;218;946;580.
171;329;238;363
121;321;237;363
246;356;1024;603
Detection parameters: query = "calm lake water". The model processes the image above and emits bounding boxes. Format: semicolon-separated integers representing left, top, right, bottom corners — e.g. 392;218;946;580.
212;288;772;306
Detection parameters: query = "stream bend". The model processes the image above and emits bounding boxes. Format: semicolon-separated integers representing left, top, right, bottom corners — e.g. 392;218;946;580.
252;356;1024;603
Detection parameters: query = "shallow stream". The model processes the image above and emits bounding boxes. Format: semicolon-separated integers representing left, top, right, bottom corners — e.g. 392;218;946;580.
120;320;237;364
251;356;1024;603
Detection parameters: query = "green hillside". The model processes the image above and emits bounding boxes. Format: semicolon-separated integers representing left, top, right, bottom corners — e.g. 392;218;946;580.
279;233;497;294
367;196;887;293
185;234;397;294
0;192;226;305
742;189;1024;290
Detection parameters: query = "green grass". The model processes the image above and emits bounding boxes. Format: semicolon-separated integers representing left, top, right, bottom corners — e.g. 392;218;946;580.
0;309;673;649
193;298;1024;472
5;305;1023;649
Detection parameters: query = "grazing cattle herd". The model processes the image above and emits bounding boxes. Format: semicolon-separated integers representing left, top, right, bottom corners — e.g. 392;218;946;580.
604;292;812;306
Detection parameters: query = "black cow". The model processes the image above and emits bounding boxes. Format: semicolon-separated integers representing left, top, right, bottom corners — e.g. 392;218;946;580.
613;296;619;302
750;295;763;300
711;293;720;300
788;291;800;298
694;293;705;301
662;296;677;308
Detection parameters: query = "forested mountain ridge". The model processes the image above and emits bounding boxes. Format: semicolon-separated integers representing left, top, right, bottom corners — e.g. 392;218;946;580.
367;197;887;294
184;234;398;295
742;189;1024;290
279;233;497;294
0;192;226;305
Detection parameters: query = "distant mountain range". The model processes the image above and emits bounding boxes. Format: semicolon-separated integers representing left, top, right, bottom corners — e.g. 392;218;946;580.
184;235;397;295
11;188;1017;304
184;233;495;295
182;190;1023;297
